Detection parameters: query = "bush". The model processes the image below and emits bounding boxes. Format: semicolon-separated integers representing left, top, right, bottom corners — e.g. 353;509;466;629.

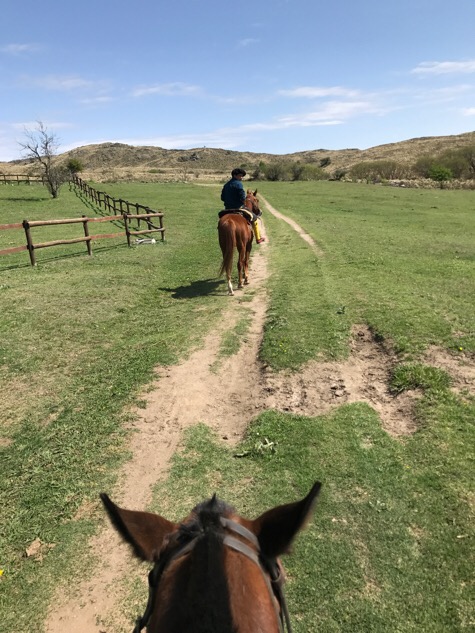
265;162;291;181
428;165;453;188
66;158;83;175
350;160;407;182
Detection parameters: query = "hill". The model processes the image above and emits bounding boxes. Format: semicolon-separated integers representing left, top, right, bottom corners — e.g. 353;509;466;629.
1;131;474;182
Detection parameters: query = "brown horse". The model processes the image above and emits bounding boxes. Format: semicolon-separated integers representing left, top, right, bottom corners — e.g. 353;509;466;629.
101;482;321;633
218;190;261;295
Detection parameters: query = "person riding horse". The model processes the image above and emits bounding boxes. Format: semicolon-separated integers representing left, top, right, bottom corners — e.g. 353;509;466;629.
220;168;265;244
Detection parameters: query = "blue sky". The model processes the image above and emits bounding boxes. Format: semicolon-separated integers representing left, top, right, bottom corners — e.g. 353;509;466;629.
1;0;474;161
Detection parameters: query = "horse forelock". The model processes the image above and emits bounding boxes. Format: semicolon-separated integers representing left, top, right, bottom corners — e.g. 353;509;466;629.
157;497;238;632
180;496;235;536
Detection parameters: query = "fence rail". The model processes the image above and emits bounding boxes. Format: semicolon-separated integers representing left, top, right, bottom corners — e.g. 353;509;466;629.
1;175;166;266
0;213;164;266
72;175;164;228
1;174;45;185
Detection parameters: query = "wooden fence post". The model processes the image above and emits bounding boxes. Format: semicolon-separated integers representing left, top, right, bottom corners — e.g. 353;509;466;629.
82;215;92;256
23;220;36;266
123;213;131;247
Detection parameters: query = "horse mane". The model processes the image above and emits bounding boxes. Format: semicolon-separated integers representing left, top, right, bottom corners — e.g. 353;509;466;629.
161;496;238;633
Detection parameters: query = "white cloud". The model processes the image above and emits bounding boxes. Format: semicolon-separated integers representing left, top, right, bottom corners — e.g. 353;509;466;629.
80;96;114;105
0;43;40;55
132;82;202;98
278;86;360;98
278;100;384;128
412;60;475;75
238;38;259;47
23;74;102;91
11;120;73;131
463;107;475;116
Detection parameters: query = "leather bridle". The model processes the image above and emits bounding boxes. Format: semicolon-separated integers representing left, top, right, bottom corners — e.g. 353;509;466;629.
132;516;292;633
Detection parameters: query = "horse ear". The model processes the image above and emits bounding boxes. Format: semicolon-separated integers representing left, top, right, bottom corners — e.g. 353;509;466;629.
253;189;258;196
251;482;321;558
100;493;177;562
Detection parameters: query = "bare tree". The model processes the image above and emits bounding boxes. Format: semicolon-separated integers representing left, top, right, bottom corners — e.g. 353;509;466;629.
19;121;67;198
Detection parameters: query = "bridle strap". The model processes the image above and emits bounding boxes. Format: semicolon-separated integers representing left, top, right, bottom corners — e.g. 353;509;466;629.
133;518;291;633
133;538;198;633
220;517;260;546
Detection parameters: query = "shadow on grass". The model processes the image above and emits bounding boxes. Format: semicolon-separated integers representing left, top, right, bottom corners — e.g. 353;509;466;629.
0;197;48;203
0;242;128;272
159;278;224;299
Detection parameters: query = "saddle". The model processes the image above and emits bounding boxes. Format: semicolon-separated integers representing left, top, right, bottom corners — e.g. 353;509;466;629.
218;208;254;224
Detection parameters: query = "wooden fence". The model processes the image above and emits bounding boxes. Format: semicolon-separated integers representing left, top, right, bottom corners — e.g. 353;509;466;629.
1;174;45;185
0;213;165;266
72;175;162;224
0;175;166;266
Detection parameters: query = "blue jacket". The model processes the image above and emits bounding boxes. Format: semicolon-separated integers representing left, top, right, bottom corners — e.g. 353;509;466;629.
221;178;246;209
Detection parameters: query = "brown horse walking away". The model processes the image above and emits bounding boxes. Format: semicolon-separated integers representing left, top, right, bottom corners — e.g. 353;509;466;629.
218;190;261;296
101;482;321;633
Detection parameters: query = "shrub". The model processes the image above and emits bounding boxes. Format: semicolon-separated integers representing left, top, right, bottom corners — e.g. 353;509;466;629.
350;160;407;182
428;165;453;188
265;162;291;181
66;158;83;175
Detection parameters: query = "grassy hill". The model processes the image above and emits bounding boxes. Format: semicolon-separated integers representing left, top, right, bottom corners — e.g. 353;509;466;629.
1;131;474;182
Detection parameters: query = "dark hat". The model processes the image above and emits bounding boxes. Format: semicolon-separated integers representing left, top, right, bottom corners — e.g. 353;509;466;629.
231;168;246;178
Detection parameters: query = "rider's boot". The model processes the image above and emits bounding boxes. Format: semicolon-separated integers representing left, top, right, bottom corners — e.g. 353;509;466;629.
252;220;265;244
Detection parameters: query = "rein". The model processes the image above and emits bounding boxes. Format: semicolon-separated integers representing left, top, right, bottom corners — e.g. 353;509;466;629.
133;517;292;633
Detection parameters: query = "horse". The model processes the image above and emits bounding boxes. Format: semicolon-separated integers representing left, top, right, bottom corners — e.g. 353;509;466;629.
101;481;321;633
218;189;261;296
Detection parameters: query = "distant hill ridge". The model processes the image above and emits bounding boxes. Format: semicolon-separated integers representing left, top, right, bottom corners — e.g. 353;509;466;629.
2;131;474;182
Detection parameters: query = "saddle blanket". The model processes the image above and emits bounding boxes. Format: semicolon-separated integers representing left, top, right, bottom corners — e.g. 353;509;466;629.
218;208;254;223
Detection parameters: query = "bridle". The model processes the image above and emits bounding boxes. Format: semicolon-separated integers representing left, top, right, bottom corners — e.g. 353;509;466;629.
244;193;261;217
133;516;292;633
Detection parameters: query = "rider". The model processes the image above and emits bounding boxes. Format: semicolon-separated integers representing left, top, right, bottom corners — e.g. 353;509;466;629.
220;168;265;243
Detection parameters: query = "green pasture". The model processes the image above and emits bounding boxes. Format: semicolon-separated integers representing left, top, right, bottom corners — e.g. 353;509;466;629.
0;180;474;632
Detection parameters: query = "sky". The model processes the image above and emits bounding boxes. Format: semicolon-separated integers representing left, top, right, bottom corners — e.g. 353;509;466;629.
1;0;475;162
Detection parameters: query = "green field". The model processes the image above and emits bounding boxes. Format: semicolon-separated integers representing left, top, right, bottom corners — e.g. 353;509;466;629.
0;180;474;632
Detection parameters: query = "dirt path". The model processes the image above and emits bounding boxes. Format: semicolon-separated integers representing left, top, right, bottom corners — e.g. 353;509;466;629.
45;198;473;633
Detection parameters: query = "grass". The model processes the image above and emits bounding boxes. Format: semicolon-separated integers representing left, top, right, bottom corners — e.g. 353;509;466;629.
0;179;474;632
0;181;227;630
258;181;475;366
125;377;473;633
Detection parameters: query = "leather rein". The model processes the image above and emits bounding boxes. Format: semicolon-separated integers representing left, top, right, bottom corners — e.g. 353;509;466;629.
132;517;292;633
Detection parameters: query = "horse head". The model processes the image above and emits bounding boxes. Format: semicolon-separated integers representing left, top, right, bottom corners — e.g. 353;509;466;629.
101;482;321;632
245;189;261;216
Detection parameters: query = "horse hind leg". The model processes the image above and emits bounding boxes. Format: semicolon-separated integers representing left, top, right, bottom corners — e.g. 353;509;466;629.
227;272;234;295
237;248;246;289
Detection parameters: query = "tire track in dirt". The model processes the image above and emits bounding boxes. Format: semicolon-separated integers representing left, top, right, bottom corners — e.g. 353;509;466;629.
45;200;473;633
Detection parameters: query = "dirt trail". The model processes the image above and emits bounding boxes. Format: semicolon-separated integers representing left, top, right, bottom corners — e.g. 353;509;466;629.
45;199;473;633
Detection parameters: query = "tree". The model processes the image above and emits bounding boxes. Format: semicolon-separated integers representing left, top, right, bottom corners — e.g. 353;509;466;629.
66;158;83;177
19;121;67;198
428;165;453;188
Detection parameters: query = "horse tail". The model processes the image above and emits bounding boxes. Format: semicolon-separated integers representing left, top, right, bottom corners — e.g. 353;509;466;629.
219;220;235;278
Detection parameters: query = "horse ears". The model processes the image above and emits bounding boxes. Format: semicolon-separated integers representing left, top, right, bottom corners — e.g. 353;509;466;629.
100;493;177;562
251;482;321;558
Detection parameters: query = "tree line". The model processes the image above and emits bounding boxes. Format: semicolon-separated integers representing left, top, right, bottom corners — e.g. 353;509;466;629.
241;145;475;186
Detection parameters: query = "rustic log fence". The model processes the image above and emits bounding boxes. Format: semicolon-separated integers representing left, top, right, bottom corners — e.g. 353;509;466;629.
0;212;165;266
0;175;166;266
1;174;45;185
72;175;162;230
